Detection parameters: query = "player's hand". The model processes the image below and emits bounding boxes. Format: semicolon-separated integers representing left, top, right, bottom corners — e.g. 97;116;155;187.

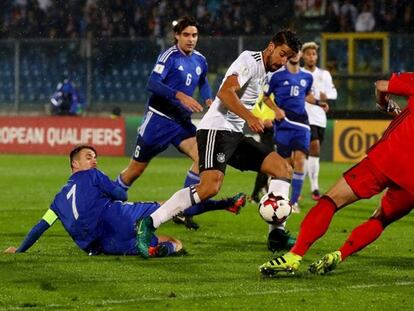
320;92;328;101
205;99;213;107
319;101;329;112
247;115;264;133
4;247;17;254
176;91;203;113
376;98;401;117
274;108;285;121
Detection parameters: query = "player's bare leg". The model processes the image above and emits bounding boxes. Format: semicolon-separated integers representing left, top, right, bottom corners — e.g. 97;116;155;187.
118;160;149;189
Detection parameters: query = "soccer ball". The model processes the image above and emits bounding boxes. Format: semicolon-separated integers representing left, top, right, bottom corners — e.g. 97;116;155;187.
258;192;292;224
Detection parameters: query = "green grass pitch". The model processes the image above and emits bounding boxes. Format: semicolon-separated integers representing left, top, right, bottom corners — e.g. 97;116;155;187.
1;154;413;310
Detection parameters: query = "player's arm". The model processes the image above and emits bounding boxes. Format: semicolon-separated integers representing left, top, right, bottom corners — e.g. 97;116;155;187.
217;75;264;132
93;169;128;201
262;94;285;121
147;58;203;112
375;79;401;117
198;63;213;107
5;209;58;254
305;92;329;112
323;71;338;100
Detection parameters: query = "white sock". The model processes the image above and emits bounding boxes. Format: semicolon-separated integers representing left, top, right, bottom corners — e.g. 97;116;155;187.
268;221;286;233
151;186;201;228
308;156;320;191
268;178;291;200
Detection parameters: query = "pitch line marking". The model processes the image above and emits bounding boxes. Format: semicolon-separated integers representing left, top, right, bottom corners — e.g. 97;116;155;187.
4;280;414;310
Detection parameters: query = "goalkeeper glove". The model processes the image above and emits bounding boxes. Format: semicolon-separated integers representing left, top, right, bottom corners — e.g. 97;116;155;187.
376;98;401;115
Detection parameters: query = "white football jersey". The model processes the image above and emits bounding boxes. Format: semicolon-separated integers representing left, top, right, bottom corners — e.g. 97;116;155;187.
304;67;337;128
198;51;266;132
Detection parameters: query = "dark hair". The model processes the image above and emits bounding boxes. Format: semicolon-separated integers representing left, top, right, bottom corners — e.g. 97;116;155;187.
173;16;198;34
69;145;97;168
271;29;302;54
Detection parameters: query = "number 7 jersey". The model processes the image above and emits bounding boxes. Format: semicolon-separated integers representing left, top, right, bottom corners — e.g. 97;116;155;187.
49;169;123;251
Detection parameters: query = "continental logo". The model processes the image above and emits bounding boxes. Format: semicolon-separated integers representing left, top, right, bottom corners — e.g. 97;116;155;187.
333;120;390;162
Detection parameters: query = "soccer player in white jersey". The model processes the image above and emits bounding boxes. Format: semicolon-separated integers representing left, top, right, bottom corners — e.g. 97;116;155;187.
135;30;302;258
302;42;337;200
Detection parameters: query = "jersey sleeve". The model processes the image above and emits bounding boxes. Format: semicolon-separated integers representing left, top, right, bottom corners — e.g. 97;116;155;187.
306;74;313;95
387;72;414;96
152;50;175;80
16;209;57;253
322;70;338;99
263;71;279;97
198;60;212;102
147;51;177;100
224;52;254;89
91;169;128;201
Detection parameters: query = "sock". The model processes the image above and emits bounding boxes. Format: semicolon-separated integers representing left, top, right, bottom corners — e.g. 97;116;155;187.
291;172;305;205
116;175;130;191
268;221;286;233
183;197;234;216
308;156;320;191
151;186;201;228
291;196;337;256
339;218;384;260
268;178;291;200
184;170;200;187
252;172;269;197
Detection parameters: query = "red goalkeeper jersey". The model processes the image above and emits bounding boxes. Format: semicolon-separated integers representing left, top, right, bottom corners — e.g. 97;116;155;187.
367;72;414;195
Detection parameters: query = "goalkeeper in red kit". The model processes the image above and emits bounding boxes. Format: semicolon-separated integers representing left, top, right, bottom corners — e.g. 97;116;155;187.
260;72;412;276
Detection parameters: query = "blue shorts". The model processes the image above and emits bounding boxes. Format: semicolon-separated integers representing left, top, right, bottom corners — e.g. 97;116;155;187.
100;201;160;255
133;110;197;162
274;121;310;158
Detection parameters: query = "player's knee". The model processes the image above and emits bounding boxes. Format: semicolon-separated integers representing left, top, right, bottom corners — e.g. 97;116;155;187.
262;153;293;179
370;209;391;228
197;179;221;199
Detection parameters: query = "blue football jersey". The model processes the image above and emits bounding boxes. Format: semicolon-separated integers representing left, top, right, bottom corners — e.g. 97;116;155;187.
147;45;210;121
264;66;313;126
50;169;126;252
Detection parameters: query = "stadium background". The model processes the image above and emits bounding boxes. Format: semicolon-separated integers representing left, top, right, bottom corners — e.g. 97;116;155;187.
0;0;413;162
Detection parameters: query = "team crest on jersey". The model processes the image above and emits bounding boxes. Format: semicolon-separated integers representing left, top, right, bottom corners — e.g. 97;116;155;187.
196;66;202;75
300;79;307;87
216;153;226;163
283;80;289;85
241;66;249;76
178;65;184;71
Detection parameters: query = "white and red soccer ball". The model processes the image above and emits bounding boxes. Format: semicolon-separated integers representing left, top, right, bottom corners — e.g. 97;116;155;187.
258;192;292;224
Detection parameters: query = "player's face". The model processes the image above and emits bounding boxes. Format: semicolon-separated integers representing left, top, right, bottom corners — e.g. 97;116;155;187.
303;48;318;67
72;148;97;172
267;43;294;72
288;51;302;65
175;26;198;54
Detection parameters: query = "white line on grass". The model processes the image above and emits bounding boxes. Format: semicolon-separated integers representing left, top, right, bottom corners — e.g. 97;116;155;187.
4;280;414;310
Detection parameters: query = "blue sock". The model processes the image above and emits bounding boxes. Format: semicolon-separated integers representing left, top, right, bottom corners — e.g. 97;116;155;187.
184;170;200;187
115;175;130;191
183;197;234;216
291;172;305;205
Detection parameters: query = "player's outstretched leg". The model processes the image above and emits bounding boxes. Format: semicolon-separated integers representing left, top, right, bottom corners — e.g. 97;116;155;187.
259;252;302;276
226;193;247;214
135;217;156;258
308;251;342;275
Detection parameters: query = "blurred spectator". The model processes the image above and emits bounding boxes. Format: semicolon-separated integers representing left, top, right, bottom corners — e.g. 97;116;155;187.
355;1;375;32
2;0;414;39
339;0;358;32
50;79;84;116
